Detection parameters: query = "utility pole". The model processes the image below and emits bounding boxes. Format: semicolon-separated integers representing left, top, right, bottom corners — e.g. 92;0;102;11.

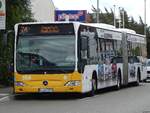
113;5;116;27
97;0;99;23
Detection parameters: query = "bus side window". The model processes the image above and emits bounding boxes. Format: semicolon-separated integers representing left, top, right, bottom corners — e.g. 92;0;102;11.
81;36;89;60
81;36;88;51
129;57;134;64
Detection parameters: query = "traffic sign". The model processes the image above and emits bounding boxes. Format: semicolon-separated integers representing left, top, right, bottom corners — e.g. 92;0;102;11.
0;0;6;30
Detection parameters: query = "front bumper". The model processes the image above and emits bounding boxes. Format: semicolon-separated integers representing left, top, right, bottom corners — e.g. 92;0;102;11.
14;71;83;94
14;85;82;94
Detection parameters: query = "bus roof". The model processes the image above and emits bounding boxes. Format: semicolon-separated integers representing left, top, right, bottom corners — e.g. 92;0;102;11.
15;21;145;38
15;22;117;31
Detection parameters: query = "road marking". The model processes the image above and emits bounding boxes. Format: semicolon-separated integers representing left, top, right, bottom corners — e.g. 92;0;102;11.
0;96;10;102
0;93;9;96
0;93;12;103
0;93;22;103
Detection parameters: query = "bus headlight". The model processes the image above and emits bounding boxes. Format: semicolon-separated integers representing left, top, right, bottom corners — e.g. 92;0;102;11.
65;81;80;86
15;82;25;86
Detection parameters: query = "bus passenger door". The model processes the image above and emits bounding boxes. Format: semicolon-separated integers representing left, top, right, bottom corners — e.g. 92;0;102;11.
80;36;93;92
80;36;89;73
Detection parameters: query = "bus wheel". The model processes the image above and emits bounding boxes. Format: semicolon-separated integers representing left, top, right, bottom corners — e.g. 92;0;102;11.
116;71;121;90
90;77;97;96
136;70;140;86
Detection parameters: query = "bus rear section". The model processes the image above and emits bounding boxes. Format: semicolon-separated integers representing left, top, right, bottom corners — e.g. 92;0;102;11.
14;23;82;94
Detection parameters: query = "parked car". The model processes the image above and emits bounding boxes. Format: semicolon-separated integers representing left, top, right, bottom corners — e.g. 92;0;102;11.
146;59;150;79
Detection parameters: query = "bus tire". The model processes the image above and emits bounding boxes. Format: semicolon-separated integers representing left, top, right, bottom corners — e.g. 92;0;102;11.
135;69;140;86
89;74;97;96
116;70;121;90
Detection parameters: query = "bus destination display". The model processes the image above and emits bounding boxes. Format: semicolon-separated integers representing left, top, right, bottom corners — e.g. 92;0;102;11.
18;23;74;35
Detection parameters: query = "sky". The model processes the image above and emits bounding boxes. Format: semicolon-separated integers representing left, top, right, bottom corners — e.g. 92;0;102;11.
31;0;150;25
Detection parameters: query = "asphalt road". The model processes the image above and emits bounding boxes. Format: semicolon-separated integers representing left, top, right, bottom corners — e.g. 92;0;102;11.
1;83;150;113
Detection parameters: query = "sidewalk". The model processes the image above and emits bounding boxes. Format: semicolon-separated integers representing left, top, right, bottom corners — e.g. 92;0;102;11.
0;87;12;94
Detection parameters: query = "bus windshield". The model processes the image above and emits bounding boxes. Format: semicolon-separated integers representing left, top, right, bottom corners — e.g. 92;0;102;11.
16;35;75;74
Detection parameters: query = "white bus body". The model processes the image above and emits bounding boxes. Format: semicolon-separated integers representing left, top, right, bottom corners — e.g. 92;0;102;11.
14;22;147;94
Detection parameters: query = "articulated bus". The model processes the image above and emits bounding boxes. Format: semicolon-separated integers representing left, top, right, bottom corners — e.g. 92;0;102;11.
14;22;147;95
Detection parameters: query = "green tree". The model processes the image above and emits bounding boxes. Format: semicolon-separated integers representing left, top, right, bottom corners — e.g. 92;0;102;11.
0;0;34;85
6;0;34;30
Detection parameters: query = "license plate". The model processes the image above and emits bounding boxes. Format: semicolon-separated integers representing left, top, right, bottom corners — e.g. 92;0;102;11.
39;88;53;93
